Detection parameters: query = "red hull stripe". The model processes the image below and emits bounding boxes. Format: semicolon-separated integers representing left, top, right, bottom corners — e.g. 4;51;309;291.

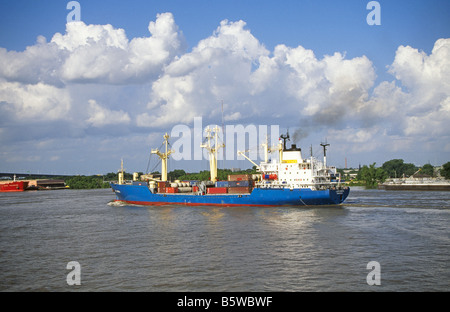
114;199;277;207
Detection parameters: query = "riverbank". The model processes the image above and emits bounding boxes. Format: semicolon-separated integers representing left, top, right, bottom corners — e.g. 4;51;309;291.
378;178;450;191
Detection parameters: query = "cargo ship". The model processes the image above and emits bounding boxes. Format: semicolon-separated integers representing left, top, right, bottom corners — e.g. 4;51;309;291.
0;181;29;192
110;129;349;207
0;177;66;192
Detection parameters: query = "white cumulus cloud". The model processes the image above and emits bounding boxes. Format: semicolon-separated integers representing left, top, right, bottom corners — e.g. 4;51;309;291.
139;19;269;127
0;12;185;86
0;81;71;121
380;38;450;138
143;21;378;130
86;99;131;127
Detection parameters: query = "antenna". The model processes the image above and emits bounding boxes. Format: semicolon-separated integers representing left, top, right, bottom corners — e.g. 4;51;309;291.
221;100;224;134
221;100;224;170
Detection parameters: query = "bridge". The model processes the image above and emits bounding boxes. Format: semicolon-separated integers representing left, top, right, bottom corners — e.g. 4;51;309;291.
0;173;74;180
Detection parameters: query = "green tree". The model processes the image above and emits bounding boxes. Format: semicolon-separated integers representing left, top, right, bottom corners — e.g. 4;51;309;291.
357;163;387;188
382;159;418;178
65;176;110;189
178;170;211;181
168;169;186;181
104;172;117;181
403;163;418;177
420;164;434;177
382;159;402;178
217;169;233;181
441;162;450;179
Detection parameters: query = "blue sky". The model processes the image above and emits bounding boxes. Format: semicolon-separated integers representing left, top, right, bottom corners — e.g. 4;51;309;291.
0;0;449;175
3;1;448;56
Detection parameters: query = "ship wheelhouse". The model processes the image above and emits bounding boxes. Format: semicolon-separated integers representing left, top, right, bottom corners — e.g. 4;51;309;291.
257;132;342;191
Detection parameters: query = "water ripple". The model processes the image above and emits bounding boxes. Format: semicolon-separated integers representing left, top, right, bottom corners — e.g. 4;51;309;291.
0;188;449;291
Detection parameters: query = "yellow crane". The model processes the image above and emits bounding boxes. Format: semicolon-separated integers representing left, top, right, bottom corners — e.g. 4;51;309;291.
201;126;225;182
151;133;174;182
261;135;283;163
118;158;125;184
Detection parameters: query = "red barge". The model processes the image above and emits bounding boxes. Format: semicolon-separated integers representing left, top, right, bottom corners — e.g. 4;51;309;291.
0;181;29;192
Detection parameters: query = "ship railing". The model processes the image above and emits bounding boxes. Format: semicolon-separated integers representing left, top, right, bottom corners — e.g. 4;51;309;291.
255;180;345;190
255;182;285;189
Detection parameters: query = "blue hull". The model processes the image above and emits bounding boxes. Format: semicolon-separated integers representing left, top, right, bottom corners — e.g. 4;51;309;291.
110;183;350;207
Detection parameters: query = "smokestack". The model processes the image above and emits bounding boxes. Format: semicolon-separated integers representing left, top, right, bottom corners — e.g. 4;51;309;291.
320;141;330;167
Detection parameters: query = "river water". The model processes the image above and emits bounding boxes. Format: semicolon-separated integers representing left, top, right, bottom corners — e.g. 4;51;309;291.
0;187;448;292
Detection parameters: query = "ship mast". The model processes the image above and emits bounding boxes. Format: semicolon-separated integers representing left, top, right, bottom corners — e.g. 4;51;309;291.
118;158;125;185
262;135;282;163
151;133;174;182
261;136;270;163
279;130;290;162
320;141;330;168
201;126;225;182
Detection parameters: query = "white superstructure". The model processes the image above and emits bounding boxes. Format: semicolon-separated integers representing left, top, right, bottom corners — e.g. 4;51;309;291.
257;132;341;191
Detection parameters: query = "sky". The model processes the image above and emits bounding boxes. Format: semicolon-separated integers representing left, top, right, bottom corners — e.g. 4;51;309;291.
0;0;449;175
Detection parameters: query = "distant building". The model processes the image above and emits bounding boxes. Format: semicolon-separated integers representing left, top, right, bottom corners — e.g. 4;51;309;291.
342;169;358;180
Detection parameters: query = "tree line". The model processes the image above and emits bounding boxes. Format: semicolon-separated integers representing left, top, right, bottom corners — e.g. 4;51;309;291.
41;161;449;190
349;160;450;188
61;168;258;189
65;175;111;189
